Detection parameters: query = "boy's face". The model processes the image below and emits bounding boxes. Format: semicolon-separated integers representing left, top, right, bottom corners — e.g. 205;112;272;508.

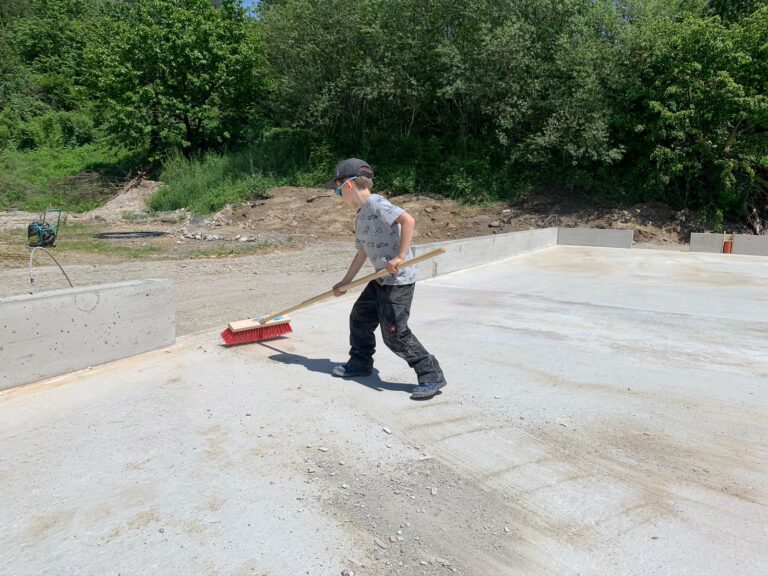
335;177;358;206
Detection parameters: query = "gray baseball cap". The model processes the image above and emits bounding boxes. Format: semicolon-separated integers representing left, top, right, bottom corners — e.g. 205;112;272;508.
323;158;374;189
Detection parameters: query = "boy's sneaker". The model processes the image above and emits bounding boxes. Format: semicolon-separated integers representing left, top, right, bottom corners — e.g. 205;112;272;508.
410;381;446;399
332;364;373;378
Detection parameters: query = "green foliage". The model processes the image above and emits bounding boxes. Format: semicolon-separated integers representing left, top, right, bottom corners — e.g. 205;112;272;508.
612;8;768;212
84;0;269;157
149;128;330;213
695;204;725;232
0;0;766;222
0;0;101;155
4;0;94;111
2;110;95;150
708;0;768;22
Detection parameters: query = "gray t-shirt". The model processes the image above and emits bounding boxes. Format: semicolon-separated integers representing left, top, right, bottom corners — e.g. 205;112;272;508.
355;194;417;286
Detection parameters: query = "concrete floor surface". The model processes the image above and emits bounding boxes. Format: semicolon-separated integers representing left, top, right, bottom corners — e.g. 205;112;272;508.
1;246;766;575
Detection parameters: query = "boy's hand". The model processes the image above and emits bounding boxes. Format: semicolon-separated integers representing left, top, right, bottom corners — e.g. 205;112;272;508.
386;256;403;275
332;281;348;297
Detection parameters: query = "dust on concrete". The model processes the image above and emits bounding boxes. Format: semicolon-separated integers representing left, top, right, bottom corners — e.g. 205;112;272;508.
308;456;541;575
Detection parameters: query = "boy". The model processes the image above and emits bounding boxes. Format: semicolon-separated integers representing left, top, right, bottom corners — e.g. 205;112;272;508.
324;158;446;400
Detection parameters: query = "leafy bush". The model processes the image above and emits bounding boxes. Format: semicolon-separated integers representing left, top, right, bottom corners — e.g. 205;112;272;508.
150;127;338;213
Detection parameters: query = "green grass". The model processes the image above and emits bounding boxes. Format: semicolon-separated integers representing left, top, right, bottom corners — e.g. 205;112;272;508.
0;144;143;213
63;238;160;258
0;222;158;260
150;128;332;214
186;240;276;259
151;154;278;214
48;222;161;258
0;220;288;268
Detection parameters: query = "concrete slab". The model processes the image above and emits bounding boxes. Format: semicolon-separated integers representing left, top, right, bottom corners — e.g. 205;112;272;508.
1;247;767;575
0;279;174;390
557;227;633;248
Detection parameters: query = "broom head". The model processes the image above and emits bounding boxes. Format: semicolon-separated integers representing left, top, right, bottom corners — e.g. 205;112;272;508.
220;316;292;346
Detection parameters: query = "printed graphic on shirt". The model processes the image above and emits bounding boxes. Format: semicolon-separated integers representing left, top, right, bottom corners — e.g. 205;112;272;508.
355;195;417;286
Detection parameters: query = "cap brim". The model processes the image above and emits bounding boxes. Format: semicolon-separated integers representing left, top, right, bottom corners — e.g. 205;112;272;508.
323;178;337;189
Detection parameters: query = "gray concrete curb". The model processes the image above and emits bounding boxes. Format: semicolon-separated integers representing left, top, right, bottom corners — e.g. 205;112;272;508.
690;233;726;253
557;227;634;248
0;279;175;391
733;234;768;256
691;232;768;256
412;227;637;280
412;227;558;280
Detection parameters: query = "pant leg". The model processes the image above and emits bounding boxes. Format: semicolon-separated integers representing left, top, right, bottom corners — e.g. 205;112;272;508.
348;281;379;369
377;283;445;384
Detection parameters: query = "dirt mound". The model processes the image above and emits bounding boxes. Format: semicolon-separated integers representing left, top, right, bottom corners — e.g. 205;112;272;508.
0;211;46;232
203;187;693;245
70;177;160;223
502;193;692;245
204;187;504;243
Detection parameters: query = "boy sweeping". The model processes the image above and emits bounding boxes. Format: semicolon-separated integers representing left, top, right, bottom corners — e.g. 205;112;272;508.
325;158;446;399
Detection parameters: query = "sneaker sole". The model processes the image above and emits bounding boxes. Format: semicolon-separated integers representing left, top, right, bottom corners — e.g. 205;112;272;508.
332;370;373;378
410;382;446;399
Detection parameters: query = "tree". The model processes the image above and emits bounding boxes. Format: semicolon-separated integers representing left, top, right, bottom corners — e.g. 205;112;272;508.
613;10;767;211
85;0;269;156
1;0;98;149
708;0;768;22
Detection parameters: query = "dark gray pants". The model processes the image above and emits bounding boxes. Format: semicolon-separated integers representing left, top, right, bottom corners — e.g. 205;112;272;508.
348;281;444;384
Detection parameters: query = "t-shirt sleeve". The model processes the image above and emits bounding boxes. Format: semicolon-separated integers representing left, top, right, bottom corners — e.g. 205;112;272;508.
372;196;404;226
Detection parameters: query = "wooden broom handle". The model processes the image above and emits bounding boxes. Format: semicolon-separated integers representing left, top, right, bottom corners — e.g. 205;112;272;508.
258;247;445;324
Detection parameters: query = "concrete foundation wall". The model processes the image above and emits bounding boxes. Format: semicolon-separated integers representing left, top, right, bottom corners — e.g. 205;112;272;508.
732;234;768;256
0;279;174;391
691;232;723;254
690;233;768;256
557;228;634;248
413;228;558;280
690;233;726;253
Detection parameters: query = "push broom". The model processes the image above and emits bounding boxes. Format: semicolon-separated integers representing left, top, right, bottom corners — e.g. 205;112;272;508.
220;247;446;346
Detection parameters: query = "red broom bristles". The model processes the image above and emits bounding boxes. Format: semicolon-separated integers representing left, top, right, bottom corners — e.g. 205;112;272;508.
220;321;293;346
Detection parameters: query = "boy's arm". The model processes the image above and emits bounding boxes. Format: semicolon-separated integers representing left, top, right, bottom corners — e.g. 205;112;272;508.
333;248;368;296
386;211;415;275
